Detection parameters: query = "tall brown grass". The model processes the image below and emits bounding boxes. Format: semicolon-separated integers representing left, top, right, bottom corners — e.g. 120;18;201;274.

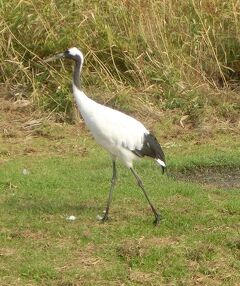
0;0;239;123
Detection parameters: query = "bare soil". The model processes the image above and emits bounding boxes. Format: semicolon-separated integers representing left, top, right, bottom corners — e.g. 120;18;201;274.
175;168;240;190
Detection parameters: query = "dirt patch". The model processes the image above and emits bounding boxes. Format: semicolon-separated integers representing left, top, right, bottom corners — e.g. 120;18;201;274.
175;168;240;189
0;247;16;257
56;242;104;273
129;270;157;284
117;236;181;263
0;92;88;162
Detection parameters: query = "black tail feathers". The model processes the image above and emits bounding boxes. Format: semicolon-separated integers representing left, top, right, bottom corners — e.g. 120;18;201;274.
132;133;166;172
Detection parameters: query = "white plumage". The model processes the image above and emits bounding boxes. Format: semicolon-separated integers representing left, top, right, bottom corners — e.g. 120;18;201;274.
73;85;148;168
45;47;166;225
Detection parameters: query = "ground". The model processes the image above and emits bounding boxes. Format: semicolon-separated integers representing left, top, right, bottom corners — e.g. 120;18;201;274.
0;88;240;285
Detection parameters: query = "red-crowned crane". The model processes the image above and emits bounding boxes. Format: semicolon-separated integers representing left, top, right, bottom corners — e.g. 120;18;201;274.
45;47;166;225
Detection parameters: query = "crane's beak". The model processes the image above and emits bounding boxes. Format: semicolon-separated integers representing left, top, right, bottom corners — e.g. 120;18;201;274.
44;52;65;63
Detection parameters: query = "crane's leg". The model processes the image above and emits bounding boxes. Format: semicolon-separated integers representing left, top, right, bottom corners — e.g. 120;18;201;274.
98;160;117;222
130;168;160;225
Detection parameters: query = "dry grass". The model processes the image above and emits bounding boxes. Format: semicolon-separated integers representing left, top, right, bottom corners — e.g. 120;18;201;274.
0;0;239;127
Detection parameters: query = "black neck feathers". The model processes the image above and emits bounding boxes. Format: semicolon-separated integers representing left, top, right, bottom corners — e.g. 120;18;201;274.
73;59;82;89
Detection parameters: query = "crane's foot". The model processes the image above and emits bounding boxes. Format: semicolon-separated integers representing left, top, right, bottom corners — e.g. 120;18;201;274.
96;211;109;223
153;213;161;226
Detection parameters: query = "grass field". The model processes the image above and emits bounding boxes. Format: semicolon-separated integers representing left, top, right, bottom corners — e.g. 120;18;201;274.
0;107;239;285
1;1;240;284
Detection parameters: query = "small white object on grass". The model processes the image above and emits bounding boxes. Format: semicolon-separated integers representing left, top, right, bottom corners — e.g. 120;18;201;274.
66;215;76;221
22;169;30;175
96;214;103;221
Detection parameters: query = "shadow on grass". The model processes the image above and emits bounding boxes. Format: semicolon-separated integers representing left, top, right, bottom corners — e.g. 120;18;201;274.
170;167;240;190
7;199;101;216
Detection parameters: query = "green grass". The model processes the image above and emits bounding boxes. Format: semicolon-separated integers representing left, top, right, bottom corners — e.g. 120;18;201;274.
1;1;240;284
0;134;239;285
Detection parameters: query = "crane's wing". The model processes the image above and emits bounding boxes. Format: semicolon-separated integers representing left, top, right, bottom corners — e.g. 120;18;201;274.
132;133;165;161
88;104;147;150
132;133;166;172
83;102;166;169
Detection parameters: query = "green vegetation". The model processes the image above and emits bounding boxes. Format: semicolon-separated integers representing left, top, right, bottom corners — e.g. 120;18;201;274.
0;120;240;285
0;1;240;285
0;0;240;126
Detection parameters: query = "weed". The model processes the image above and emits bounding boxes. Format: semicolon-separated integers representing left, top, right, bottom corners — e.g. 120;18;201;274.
0;0;240;125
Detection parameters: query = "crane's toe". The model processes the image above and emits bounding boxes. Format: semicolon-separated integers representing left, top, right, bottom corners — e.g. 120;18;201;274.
96;214;103;221
96;213;109;223
153;213;161;226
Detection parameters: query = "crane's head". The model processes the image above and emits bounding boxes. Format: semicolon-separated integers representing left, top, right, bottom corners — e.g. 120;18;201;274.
45;47;84;64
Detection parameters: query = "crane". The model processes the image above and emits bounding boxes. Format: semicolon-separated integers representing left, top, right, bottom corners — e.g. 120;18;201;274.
45;47;166;225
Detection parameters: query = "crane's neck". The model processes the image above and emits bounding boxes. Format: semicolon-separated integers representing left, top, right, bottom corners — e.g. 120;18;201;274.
73;59;82;89
72;58;96;116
